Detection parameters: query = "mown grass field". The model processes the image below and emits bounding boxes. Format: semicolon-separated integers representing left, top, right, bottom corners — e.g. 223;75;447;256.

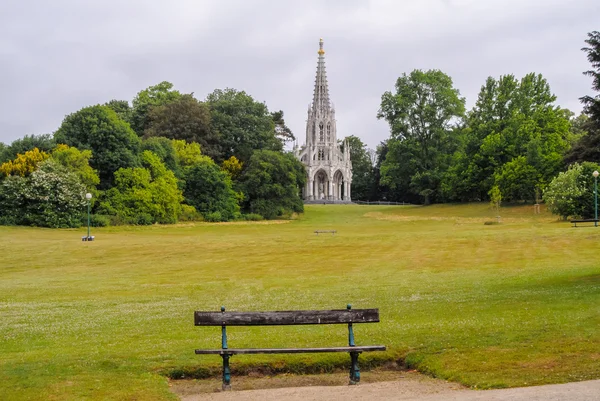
1;204;599;400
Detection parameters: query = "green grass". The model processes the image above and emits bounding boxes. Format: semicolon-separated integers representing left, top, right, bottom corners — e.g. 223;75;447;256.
1;203;599;399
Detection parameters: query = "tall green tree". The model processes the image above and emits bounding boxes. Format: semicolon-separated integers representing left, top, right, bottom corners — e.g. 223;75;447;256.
447;73;570;201
98;151;183;224
206;88;282;162
271;110;295;144
141;137;180;176
51;145;100;192
377;69;466;203
54;105;141;188
342;135;374;201
182;158;240;222
0;134;55;164
104;100;132;123
494;156;538;202
143;94;221;160
581;31;600;124
130;81;182;135
239;150;305;219
565;31;600;164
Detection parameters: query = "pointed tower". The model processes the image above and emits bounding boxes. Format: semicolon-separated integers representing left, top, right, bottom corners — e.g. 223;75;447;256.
297;39;352;202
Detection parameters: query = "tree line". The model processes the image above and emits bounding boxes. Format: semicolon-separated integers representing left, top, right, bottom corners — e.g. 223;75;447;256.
1;31;599;227
0;85;305;227
347;31;600;219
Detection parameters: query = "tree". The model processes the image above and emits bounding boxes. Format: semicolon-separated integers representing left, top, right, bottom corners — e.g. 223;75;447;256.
130;81;182;135
342;135;374;201
182;158;240;222
239;150;305;219
489;185;502;216
0;148;50;177
565;32;600;164
493;156;538;202
543;163;586;219
98;151;183;224
0;134;55;164
581;31;600;124
143;94;221;160
51;145;100;191
172;140;207;167
104;100;132;123
377;69;466;203
372;140;392;201
271;110;295;144
448;73;570;201
543;161;600;219
141;137;180;176
54;105;141;188
221;156;243;180
0;160;86;228
206;88;282;162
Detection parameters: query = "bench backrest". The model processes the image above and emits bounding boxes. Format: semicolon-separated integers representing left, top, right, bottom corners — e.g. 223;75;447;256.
195;307;379;326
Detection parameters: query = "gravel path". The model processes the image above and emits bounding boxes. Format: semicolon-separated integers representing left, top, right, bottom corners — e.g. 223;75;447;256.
177;379;600;401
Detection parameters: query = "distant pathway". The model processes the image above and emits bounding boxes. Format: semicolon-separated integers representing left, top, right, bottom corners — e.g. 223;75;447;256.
179;379;600;401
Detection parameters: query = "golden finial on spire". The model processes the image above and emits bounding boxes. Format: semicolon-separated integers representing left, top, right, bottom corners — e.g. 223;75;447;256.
318;38;325;55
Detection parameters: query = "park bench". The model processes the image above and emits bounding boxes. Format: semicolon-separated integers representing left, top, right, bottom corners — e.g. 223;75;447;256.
570;219;599;227
314;230;337;235
194;305;385;390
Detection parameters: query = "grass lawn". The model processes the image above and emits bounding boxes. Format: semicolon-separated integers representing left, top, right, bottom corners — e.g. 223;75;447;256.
1;203;599;400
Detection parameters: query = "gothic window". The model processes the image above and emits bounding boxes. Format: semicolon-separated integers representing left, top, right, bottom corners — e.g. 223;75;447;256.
312;124;316;143
327;123;331;142
317;149;325;161
319;122;324;142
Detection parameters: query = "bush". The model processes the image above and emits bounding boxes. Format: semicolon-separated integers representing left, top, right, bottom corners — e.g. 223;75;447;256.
0;215;17;226
204;211;224;222
179;204;203;222
543;161;600;220
0;160;86;228
135;213;154;225
83;214;111;227
102;213;153;226
242;213;264;221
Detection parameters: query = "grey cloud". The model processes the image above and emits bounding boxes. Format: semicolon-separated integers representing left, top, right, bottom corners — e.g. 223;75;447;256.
0;0;598;149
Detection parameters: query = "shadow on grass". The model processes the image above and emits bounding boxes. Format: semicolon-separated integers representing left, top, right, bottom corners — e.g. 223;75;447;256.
163;354;400;380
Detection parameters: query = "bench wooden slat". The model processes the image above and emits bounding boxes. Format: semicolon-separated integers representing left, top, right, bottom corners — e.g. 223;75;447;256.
194;309;379;326
195;345;386;355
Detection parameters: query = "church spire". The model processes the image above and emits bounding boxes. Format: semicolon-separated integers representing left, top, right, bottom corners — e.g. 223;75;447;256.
312;38;330;112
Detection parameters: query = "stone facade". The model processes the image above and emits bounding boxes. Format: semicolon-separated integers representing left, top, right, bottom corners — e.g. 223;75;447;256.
294;39;352;202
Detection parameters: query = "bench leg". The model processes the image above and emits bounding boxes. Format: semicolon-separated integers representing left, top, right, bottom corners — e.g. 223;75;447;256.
349;351;360;385
221;354;232;391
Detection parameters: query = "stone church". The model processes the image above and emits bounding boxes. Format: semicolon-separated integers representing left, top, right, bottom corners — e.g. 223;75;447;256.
294;39;352;203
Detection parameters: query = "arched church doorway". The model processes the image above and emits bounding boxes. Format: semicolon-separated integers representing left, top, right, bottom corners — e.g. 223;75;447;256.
314;170;329;200
333;170;344;201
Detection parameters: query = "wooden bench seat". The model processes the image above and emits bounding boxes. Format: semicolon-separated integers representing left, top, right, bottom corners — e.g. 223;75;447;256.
314;230;337;235
194;305;386;390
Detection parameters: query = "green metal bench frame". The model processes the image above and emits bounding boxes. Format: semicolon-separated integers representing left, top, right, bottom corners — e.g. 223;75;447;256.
571;219;599;227
194;305;385;390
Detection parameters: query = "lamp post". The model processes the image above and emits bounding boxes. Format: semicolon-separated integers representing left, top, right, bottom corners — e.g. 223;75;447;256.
593;171;599;227
85;193;93;240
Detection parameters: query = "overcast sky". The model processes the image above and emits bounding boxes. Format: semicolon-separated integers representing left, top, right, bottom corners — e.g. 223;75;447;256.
1;0;598;149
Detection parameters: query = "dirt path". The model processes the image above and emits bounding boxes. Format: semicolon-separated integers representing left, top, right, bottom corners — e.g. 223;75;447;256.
173;374;600;401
